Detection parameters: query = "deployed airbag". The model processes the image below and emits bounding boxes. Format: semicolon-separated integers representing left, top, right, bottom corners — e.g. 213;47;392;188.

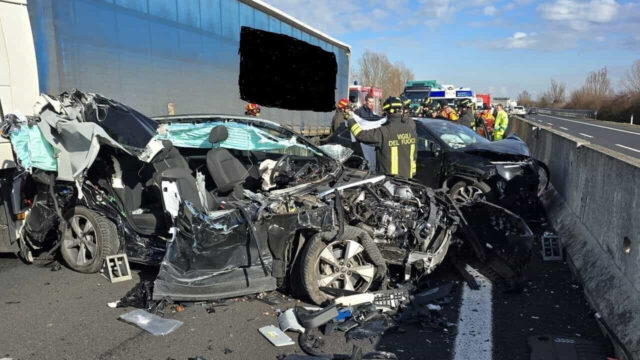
8;115;57;172
156;122;318;154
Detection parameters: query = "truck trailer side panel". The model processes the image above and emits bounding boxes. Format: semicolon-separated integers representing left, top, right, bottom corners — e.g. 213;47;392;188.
27;0;350;126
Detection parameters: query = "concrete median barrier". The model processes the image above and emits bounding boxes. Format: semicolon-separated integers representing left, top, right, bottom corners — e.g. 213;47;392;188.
511;115;640;359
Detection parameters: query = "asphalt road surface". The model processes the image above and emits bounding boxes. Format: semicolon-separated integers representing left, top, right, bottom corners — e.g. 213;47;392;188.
524;113;640;159
0;255;612;359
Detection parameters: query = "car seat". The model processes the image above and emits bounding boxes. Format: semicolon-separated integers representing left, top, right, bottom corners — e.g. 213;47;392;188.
206;126;248;197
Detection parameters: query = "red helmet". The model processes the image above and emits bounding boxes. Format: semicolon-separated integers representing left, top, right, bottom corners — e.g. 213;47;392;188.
337;98;349;110
245;103;260;116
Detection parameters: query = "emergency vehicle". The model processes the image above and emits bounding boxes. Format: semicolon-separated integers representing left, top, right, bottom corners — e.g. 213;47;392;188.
428;85;476;107
349;82;383;114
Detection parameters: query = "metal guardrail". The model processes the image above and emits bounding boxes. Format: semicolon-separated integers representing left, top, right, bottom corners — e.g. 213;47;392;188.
538;108;598;120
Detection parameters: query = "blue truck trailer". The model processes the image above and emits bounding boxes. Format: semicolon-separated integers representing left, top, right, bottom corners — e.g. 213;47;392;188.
1;0;350;122
0;0;350;253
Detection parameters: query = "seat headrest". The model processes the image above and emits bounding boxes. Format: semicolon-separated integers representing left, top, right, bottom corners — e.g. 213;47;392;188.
209;125;229;144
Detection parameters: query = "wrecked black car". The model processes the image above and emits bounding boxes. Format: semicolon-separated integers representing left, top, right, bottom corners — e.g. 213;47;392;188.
0;91;534;305
412;119;549;211
327;118;549;211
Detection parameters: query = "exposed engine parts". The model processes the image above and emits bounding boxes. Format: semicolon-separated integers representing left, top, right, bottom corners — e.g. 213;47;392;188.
341;179;460;276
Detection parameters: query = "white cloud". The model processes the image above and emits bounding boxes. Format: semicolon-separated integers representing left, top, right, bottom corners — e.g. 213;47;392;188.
538;0;619;31
488;32;539;49
483;5;498;16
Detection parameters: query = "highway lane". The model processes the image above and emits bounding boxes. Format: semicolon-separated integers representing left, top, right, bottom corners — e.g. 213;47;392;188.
523;114;640;159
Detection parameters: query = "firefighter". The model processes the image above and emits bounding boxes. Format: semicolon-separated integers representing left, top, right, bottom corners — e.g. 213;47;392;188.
417;97;432;117
441;104;459;121
245;103;261;116
494;104;509;140
400;95;412;115
429;101;441;118
477;104;495;139
457;98;475;128
331;98;350;134
347;96;417;179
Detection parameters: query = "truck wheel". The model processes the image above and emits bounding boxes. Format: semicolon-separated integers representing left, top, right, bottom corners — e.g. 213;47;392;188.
59;206;118;273
450;180;493;204
301;227;377;305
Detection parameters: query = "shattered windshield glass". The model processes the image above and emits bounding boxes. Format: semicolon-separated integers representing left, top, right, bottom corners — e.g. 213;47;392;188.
428;121;489;149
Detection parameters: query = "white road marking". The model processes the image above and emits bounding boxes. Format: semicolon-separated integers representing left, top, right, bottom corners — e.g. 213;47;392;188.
539;114;640;136
579;133;593;138
560;127;568;130
615;144;640;153
454;266;493;360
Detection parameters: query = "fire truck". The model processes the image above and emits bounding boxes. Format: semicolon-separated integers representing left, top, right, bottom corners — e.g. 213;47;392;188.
349;82;383;114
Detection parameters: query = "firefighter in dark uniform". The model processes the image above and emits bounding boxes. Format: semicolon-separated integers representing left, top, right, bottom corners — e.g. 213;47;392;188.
457;98;475;128
347;96;418;179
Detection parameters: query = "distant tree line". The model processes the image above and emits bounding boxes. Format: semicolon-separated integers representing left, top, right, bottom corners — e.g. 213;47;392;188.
516;59;640;123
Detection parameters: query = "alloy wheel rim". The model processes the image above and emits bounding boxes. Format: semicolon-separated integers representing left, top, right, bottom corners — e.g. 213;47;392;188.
63;215;98;266
453;185;486;203
315;240;375;294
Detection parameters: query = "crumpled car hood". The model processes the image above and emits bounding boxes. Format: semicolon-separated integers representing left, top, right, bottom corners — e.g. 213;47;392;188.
463;135;530;157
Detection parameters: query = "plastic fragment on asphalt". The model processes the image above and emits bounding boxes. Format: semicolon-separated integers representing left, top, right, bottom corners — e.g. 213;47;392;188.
295;304;339;329
334;293;375;306
119;309;183;336
107;301;120;308
258;325;295;347
278;308;305;334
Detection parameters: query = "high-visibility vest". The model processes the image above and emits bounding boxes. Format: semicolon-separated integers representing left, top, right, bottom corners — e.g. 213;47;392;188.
494;110;509;140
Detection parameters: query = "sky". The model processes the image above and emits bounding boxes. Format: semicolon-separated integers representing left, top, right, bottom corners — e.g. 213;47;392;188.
264;0;640;98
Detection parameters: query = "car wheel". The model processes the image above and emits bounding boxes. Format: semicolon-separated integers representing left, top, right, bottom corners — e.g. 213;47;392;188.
301;227;377;305
450;180;491;203
59;206;119;273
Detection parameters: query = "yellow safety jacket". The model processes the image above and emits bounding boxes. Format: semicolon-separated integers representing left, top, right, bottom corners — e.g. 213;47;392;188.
494;110;509;140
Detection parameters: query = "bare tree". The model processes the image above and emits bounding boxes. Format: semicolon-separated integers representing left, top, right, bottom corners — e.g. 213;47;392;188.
516;90;534;107
356;50;415;99
543;79;566;107
357;50;392;90
566;67;612;110
584;68;611;109
621;59;640;96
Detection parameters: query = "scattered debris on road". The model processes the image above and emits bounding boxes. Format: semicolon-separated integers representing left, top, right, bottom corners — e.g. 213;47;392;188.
119;309;183;336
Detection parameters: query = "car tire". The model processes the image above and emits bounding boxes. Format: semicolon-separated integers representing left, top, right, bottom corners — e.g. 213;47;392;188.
59;206;119;273
300;226;378;305
449;180;493;203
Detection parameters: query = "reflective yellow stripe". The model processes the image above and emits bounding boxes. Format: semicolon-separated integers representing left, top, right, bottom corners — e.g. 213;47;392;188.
350;124;362;136
410;143;416;178
390;146;398;175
